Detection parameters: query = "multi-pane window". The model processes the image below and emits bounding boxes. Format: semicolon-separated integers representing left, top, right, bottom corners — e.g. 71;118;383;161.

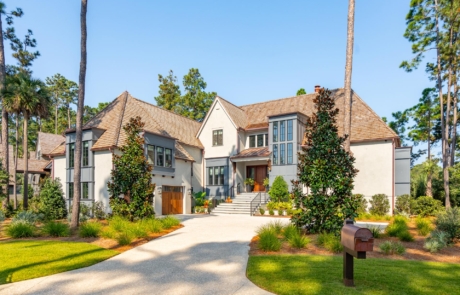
213;129;223;146
265;134;268;146
165;148;172;168
280;121;285;141
156;146;164;167
287;120;293;141
147;145;155;164
287;143;293;164
280;143;285;164
68;183;74;200
249;135;256;148
208;166;225;185
257;134;264;147
273;122;278;142
82;182;89;199
273;144;278;165
69;143;75;168
83;141;89;166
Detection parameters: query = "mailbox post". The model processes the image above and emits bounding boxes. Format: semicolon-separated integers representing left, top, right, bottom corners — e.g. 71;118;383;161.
341;219;374;287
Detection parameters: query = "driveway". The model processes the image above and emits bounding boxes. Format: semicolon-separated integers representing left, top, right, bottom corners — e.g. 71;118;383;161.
0;214;289;295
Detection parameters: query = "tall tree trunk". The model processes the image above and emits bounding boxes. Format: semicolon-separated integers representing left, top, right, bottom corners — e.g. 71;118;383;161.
450;84;458;167
22;114;29;210
343;0;355;152
426;109;432;198
67;106;71;129
55;104;58;134
0;10;9;206
71;0;88;230
13;115;18;209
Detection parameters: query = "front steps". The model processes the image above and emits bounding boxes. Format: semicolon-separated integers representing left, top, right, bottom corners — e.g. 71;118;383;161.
211;193;268;215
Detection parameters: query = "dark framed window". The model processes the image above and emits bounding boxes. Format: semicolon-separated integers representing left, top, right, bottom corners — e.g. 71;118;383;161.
165;148;172;168
68;183;74;200
83;141;89;166
280;143;285;165
249;135;256;148
147;145;155;164
280;121;285;141
156;146;164;166
69;143;75;168
213;129;223;146
273;144;278;165
257;134;264;147
273;122;278;142
208;167;213;186
208;166;225;185
287;120;293;141
287;143;293;164
82;182;89;199
219;166;224;185
265;134;268;146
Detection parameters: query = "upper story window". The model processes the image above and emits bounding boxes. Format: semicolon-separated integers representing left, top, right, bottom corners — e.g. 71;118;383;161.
249;134;269;148
147;145;155;164
165;148;172;168
273;144;278;165
280;143;285;165
156;147;164;166
146;144;173;168
273;122;278;142
280;121;285;141
69;143;75;168
287;143;293;164
287;120;293;141
83;141;89;166
213;129;223;146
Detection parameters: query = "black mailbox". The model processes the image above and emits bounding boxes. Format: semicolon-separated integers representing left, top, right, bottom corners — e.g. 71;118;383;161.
341;220;374;286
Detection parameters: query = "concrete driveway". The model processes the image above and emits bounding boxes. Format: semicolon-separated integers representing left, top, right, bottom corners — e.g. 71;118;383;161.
0;214;289;295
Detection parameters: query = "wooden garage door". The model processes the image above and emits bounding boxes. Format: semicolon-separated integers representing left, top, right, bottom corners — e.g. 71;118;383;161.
162;186;183;215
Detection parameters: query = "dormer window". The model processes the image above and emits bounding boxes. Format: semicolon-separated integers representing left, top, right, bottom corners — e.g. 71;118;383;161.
213;129;223;146
146;144;173;168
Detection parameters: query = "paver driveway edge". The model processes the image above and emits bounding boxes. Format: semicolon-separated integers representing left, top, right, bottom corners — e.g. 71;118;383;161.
0;214;287;295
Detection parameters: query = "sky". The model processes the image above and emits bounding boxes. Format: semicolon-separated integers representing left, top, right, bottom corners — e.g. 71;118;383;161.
4;0;435;157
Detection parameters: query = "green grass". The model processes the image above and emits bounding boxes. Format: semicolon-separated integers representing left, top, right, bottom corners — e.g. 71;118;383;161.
247;255;460;295
0;240;118;284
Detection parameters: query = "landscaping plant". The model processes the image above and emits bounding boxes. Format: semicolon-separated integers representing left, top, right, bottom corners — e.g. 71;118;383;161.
37;178;67;220
354;194;367;214
434;207;460;243
369;194;390;216
161;216;180;229
412;196;443;217
257;220;284;236
7;220;35;238
142;218;164;233
92;201;107;220
316;232;343;253
282;224;299;240
415;217;432;236
259;208;265;215
292;89;359;234
368;226;382;238
0;210;4;222
288;234;310;249
42;221;71;237
379;240;405;255
108;116;155;221
269;209;274;216
79;221;102;238
424;230;448;253
386;215;413;241
395;194;412;215
258;227;281;252
268;176;289;202
13;211;44;224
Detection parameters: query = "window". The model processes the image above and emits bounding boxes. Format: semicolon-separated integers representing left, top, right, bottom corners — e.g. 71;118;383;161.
249;135;256;148
83;141;89;166
165;148;172;168
208;166;225;185
287;120;293;141
280;121;285;141
273;144;278;165
257;134;264;147
68;183;74;200
213;129;223;146
147;145;155;164
156;146;164;166
265;134;268;146
287;143;293;164
273;122;278;142
82;183;89;199
69;143;75;168
280;143;285;164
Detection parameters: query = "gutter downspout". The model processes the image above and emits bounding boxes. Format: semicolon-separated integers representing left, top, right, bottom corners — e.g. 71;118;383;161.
202;149;205;192
392;138;395;215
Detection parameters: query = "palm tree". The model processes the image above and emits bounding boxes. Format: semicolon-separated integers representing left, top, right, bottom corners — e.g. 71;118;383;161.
3;72;50;209
343;0;355;152
71;0;88;229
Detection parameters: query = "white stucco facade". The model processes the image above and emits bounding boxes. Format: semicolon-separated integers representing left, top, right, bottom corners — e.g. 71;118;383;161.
53;156;67;198
94;150;113;212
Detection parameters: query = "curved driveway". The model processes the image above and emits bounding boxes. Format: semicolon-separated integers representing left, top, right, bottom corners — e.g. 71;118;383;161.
0;214;288;295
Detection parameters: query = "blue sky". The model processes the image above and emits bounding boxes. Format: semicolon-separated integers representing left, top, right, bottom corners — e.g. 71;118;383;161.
5;1;434;150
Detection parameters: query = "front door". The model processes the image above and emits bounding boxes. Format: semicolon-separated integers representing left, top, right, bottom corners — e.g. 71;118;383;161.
162;186;183;214
247;166;267;192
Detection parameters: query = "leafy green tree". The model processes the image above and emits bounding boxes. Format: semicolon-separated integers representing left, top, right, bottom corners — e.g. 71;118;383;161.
296;88;306;95
154;70;181;113
291;88;359;234
83;102;109;123
45;74;78;133
268;176;289;202
38;178;67;220
108;116;155;220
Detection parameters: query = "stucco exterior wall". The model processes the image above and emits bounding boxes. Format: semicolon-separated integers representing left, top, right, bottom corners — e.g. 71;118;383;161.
53;156;67;198
94;150;113;212
182;144;204;194
351;141;393;212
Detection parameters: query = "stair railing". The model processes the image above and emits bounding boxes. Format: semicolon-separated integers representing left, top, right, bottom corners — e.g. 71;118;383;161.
250;192;262;216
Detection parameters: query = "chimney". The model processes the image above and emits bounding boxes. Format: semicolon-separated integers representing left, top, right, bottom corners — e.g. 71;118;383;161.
314;85;321;93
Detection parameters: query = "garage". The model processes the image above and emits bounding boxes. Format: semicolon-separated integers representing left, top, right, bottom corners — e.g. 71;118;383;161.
161;186;184;215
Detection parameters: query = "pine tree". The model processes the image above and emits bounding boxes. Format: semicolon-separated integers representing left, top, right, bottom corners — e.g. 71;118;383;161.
108;116;155;220
292;89;359;234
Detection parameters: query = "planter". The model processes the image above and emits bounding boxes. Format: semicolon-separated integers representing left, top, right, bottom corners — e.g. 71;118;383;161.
246;185;254;192
274;210;279;216
204;207;208;214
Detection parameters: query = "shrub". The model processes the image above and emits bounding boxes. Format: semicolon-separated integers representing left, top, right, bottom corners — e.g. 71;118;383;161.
379;241;405;255
109;215;129;232
79;222;102;238
434;207;460;243
317;232;343;253
424;230;448;253
286;208;293;215
37;178;67;220
93;201;107;220
42;221;70;237
193;191;206;206
354;194;367;214
386;222;408;237
412;196;443;217
415;217;432;236
268;176;289;202
7;221;35;238
101;227;117;239
0;210;4;222
269;209;274;216
289;234;310;249
258;228;281;251
368;226;382;239
161;216;180;229
283;224;299;240
397;231;414;242
257;220;284;236
143;218;163;233
395;194;412;215
369;194;390;216
259;208;265;215
117;232;134;246
13;211;44;224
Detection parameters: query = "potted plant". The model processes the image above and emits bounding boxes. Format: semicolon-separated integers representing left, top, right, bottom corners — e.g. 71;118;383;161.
244;178;255;192
203;200;209;213
226;196;232;203
263;177;270;190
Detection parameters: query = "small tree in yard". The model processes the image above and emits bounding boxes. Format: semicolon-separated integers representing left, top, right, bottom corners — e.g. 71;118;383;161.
292;88;359;234
268;176;289;202
38;178;67;220
108;116;155;221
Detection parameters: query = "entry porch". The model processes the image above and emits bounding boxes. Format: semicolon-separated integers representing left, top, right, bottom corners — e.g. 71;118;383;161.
231;147;271;194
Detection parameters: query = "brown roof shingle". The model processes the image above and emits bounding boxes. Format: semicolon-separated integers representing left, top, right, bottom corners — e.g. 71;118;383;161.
231;147;271;159
38;132;65;156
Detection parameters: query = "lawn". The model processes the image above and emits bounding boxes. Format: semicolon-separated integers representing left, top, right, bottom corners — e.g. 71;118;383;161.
0;240;118;284
247;255;460;295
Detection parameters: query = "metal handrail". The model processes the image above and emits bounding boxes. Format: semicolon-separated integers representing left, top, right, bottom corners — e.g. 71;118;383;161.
250;192;262;215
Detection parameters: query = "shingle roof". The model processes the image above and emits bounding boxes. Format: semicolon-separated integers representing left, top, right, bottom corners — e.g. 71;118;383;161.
231;147;271;159
38;132;65;156
0;146;49;184
48;142;65;156
217;97;247;129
